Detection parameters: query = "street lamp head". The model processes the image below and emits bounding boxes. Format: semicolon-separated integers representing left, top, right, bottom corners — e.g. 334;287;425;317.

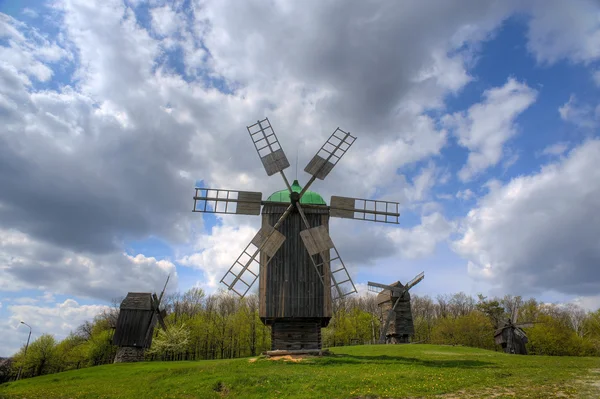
20;321;24;324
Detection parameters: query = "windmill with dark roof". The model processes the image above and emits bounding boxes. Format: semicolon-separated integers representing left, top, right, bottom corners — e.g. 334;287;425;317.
494;306;533;355
192;117;401;353
368;272;424;344
112;277;169;362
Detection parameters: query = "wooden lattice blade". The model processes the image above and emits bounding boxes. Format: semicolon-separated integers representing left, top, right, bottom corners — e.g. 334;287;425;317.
304;128;356;180
367;284;384;294
251;224;286;258
330;196;400;224
193;188;262;215
328;246;357;298
299;225;334;256
367;281;405;295
404;271;425;290
247;118;290;176
220;222;287;297
220;250;260;297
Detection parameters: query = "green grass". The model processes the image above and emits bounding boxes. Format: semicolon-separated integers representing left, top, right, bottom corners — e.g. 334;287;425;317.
1;345;599;399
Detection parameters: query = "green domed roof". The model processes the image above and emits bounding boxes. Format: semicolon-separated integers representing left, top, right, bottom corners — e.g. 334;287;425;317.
266;180;327;205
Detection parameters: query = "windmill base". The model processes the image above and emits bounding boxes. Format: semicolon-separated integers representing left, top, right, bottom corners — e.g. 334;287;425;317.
265;349;330;356
385;334;410;344
269;319;325;351
114;346;145;363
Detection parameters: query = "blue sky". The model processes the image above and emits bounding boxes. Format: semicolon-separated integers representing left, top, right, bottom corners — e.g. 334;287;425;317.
1;0;599;356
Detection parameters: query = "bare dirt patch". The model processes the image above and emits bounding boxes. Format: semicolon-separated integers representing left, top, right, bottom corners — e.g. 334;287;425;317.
267;355;305;362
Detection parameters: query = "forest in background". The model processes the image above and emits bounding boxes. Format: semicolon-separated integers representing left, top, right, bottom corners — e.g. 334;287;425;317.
2;288;599;383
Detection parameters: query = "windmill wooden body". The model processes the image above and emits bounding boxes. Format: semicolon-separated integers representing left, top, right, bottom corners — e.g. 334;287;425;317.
112;279;169;362
494;308;533;355
368;272;424;344
193;117;400;353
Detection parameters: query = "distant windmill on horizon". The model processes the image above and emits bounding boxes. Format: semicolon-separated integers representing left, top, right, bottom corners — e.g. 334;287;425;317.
112;276;170;362
494;306;535;355
192;117;401;353
368;272;424;344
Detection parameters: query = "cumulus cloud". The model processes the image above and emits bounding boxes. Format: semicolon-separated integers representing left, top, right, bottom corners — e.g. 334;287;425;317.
443;78;537;182
456;189;475;201
540;142;570;157
0;228;176;301
387;213;455;259
150;5;182;37
558;95;599;129
178;223;258;290
0;299;109;356
21;8;39;19
453;139;600;296
0;13;70;82
525;0;600;65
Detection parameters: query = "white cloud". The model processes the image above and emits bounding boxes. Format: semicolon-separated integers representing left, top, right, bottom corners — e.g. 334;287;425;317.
0;299;109;356
541;142;569;157
387;213;455;259
21;8;39;18
593;70;600;87
571;295;600;312
558;95;598;128
453;139;600;297
456;189;475;201
525;0;600;65
150;5;181;37
443;78;537;181
13;297;39;305
0;13;70;82
0;228;177;301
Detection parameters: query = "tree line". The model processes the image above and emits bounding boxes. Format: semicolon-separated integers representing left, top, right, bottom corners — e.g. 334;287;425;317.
2;288;599;383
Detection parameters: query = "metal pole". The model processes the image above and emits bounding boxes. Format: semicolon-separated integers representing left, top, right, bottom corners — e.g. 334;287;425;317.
16;321;32;381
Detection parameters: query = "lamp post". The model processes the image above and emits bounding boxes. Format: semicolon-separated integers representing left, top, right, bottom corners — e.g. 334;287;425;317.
16;321;32;381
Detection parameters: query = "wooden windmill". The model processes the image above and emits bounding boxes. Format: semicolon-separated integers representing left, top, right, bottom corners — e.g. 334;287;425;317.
494;307;533;355
368;271;424;344
112;277;169;362
193;117;400;352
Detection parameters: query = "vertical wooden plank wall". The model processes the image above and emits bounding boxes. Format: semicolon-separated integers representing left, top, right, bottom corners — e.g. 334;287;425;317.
258;204;332;322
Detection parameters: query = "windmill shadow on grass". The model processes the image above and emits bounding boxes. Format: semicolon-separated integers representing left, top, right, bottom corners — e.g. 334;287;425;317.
316;354;494;369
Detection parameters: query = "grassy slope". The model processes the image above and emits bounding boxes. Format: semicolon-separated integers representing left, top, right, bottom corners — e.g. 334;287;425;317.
1;345;599;399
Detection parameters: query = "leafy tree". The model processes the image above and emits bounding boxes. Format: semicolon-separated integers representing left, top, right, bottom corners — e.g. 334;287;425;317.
55;333;87;371
430;312;495;350
476;294;505;327
147;323;190;360
12;334;60;378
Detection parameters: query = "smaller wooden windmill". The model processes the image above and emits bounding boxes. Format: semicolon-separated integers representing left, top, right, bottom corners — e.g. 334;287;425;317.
494;307;533;355
112;277;169;363
368;272;424;344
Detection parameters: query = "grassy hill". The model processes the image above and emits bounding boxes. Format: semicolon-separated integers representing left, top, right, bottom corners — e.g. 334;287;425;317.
1;344;598;399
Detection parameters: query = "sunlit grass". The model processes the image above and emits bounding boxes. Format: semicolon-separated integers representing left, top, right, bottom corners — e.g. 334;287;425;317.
1;344;598;399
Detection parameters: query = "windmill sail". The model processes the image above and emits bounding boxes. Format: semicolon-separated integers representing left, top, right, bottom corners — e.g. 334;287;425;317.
248;118;290;176
330;196;400;224
193;188;262;215
304;128;356;180
220;206;294;297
